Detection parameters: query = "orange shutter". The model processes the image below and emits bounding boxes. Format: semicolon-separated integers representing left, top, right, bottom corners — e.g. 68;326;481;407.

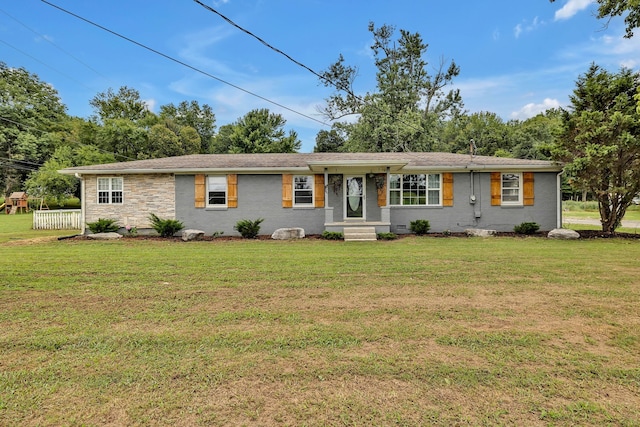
282;174;293;208
491;172;501;206
377;175;387;207
227;174;238;208
442;173;453;207
523;172;534;206
195;174;205;208
314;174;325;208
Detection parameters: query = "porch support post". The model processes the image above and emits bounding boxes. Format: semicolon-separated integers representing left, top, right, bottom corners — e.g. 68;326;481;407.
381;166;391;224
323;167;333;225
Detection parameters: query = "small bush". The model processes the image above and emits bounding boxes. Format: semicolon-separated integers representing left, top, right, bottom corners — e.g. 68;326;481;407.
234;218;264;239
321;231;343;240
514;222;540;235
377;232;397;240
87;218;119;234
409;219;430;235
148;213;184;237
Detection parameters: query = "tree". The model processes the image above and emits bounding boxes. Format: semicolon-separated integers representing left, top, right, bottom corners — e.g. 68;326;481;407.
90;86;151;123
550;0;640;38
211;109;300;153
159;101;216;153
24;145;115;205
319;22;462;152
554;64;640;232
314;128;346;152
0;62;67;195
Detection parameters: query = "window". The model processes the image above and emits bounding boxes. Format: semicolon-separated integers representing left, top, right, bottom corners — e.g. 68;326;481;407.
390;174;441;206
207;176;227;206
293;175;314;206
501;173;522;205
97;177;123;204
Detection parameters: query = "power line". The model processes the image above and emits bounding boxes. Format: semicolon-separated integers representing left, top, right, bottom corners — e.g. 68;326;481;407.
0;116;137;162
40;0;331;128
0;38;96;92
192;0;429;141
0;6;114;84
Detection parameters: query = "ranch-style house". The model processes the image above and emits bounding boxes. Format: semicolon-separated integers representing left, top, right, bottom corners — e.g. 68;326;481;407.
59;152;564;237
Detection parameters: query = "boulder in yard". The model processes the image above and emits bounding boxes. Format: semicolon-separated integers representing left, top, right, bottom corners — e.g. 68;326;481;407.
271;227;305;240
182;229;205;241
547;228;580;240
87;232;122;240
465;228;496;237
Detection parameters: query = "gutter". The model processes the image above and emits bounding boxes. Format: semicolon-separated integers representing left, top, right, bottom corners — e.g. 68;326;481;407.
557;170;564;229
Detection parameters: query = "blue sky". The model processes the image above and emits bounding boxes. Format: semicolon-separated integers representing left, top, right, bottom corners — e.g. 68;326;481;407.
2;0;639;152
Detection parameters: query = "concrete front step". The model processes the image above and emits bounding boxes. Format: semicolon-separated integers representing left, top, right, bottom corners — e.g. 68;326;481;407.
343;226;377;242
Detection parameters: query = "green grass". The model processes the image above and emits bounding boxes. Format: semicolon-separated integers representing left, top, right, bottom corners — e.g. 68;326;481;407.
1;215;640;425
0;212;80;243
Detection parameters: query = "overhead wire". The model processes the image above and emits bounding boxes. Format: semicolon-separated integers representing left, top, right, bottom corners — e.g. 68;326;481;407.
0;116;137;162
0;6;115;85
192;0;428;139
39;0;331;128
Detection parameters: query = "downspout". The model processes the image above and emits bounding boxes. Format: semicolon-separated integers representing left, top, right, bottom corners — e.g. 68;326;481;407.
557;170;564;229
75;173;86;235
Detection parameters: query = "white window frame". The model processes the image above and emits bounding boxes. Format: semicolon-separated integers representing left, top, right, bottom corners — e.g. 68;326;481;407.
389;173;442;206
206;175;227;207
97;177;123;204
293;175;314;207
501;173;522;205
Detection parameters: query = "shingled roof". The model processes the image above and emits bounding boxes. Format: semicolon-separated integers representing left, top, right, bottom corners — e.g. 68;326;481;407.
59;152;562;175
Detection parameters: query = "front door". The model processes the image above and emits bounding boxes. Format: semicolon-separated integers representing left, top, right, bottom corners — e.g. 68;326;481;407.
345;176;365;219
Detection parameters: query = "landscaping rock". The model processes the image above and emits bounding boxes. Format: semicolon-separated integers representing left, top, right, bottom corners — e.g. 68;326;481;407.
547;228;580;240
182;229;205;241
87;232;122;240
465;228;496;237
271;227;305;240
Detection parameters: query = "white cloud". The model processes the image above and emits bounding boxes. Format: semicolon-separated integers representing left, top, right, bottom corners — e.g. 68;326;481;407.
513;17;544;38
554;0;595;21
510;98;561;120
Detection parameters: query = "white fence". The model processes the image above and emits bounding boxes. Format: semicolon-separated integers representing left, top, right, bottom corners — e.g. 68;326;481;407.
33;209;82;230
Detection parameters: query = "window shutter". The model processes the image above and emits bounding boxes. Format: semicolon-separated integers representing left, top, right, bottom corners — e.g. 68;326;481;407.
227;174;238;208
314;174;325;208
491;172;501;206
523;172;534;206
195;174;205;208
282;174;293;208
442;173;454;207
377;176;387;207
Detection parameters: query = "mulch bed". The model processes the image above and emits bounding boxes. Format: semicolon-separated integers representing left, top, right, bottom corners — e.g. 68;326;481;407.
64;229;640;242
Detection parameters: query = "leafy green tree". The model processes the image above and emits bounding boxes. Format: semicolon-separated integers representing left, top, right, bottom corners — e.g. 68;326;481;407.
314;128;346;152
159;101;216;153
551;0;640;38
554;64;640;232
90;86;151;123
0;62;67;195
319;22;462;152
211;109;300;153
24;145;115;205
96;118;148;160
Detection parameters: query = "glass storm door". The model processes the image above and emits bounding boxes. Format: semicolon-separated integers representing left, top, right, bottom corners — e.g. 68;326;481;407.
345;176;365;219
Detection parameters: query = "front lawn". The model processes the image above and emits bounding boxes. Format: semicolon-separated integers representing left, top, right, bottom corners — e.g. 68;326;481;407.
1;234;639;426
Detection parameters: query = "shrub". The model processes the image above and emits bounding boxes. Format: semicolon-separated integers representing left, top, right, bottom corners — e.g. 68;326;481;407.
409;219;430;235
321;231;343;240
377;232;397;240
234;218;264;239
148;213;184;237
514;222;540;235
87;218;119;234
